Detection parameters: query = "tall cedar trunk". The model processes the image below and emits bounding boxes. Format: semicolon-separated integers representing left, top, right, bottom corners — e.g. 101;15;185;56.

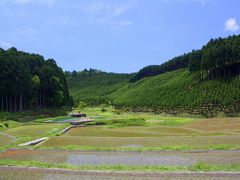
19;94;23;112
40;89;42;109
10;96;12;112
14;95;17;112
43;90;45;109
6;96;8;112
1;95;3;111
24;95;27;111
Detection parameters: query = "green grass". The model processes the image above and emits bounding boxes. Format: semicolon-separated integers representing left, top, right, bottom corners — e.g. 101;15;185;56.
37;144;240;152
0;120;22;130
78;106;198;127
41;135;240;148
33;116;73;123
65;126;200;137
89;118;146;127
0;159;239;172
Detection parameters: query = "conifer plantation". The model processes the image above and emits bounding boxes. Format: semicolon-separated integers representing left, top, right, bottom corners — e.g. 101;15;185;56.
0;47;70;112
68;35;240;115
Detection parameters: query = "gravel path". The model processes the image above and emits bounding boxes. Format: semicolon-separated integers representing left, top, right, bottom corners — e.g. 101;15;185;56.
0;166;240;180
67;152;195;166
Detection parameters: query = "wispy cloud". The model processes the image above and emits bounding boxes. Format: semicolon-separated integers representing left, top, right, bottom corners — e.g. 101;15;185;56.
161;0;210;6
225;18;239;32
0;0;58;6
0;41;13;49
85;0;135;26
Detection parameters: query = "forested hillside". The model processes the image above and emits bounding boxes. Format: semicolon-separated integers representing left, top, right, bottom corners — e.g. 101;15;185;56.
67;35;240;116
0;47;70;112
110;69;240;116
131;35;240;82
65;69;131;106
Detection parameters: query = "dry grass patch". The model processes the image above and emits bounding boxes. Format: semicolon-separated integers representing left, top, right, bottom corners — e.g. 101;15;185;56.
0;133;16;146
66;126;200;137
4;123;69;138
184;118;240;133
41;136;240;148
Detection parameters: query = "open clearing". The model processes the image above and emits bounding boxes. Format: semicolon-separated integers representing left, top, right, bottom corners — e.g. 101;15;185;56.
41;117;240;148
1;110;240;179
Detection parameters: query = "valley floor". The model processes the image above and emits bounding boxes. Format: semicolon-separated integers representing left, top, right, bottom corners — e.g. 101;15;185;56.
0;107;240;179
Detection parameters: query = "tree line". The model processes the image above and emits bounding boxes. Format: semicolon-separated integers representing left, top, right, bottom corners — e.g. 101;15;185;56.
131;35;240;82
189;35;240;79
0;47;71;112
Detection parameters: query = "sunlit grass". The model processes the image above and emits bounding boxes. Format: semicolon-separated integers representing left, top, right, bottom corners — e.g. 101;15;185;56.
0;159;240;172
4;123;69;138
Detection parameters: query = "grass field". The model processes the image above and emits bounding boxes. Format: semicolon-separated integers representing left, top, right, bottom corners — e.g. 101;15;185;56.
4;123;69;138
38;107;240;150
39;107;240;149
1;106;240;151
0;133;16;147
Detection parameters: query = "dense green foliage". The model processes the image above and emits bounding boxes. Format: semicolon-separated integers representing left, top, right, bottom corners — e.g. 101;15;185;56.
66;35;240;115
130;53;189;82
110;69;240;115
89;118;146;127
0;47;70;112
66;69;131;106
131;35;240;82
189;35;240;79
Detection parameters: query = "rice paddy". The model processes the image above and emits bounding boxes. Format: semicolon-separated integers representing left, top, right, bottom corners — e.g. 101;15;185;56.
0;133;16;147
4;123;69;138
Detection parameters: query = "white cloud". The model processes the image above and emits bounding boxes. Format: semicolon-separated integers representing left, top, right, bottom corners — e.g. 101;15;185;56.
0;0;57;6
0;41;13;49
85;0;135;26
225;18;239;32
161;0;210;6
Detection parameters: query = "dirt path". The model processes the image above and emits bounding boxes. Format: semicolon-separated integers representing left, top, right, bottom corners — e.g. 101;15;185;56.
0;166;240;180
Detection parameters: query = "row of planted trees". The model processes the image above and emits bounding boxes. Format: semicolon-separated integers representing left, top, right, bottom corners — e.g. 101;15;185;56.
0;47;72;112
189;35;240;79
131;35;240;82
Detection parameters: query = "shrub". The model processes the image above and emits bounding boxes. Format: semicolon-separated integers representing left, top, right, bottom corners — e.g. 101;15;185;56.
3;122;8;128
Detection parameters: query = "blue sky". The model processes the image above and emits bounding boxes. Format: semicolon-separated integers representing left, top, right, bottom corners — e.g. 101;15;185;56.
0;0;239;73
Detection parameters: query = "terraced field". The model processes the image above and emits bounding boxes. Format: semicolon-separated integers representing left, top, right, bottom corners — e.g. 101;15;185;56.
4;123;69;138
0;112;240;179
0;133;16;147
41;117;240;149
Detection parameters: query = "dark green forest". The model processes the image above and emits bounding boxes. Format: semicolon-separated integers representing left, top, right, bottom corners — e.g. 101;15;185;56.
131;35;240;82
68;35;240;115
0;47;70;112
1;35;239;115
